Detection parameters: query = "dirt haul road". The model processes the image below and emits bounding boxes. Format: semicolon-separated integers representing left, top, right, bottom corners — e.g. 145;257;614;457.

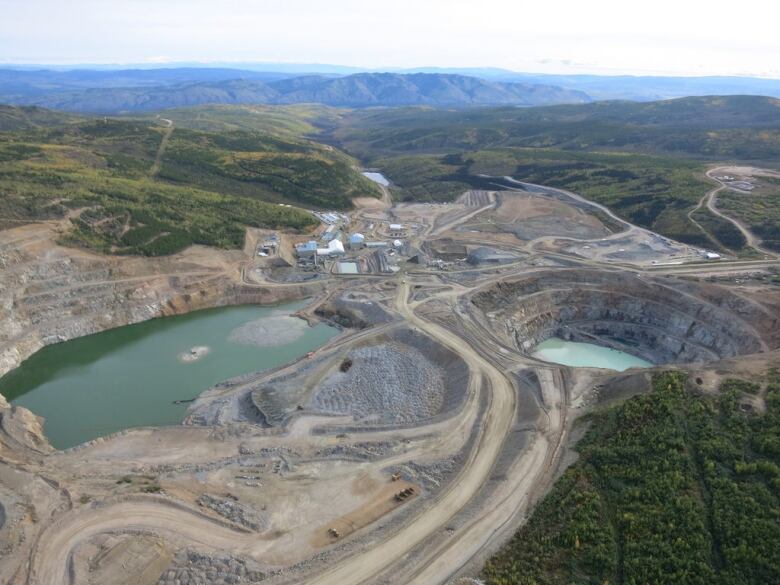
14;165;769;585
700;167;778;258
293;282;563;585
29;498;257;585
23;280;563;585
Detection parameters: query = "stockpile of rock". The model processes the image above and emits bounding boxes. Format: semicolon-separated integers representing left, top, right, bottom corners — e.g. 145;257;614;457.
156;551;266;585
311;341;445;424
197;494;267;531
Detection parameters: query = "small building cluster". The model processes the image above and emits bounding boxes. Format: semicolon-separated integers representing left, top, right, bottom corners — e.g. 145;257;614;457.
256;233;279;257
293;215;411;274
314;212;349;225
295;239;345;259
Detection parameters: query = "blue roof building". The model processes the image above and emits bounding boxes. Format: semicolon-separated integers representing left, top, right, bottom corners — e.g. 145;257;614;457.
295;240;318;257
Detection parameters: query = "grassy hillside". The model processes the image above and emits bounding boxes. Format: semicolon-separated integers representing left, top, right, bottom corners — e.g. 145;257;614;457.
153;104;334;136
482;370;780;585
331;96;780;160
3;97;777;254
325;96;780;247
155;126;376;209
0;106;379;255
374;149;713;246
718;178;780;253
0;105;80;131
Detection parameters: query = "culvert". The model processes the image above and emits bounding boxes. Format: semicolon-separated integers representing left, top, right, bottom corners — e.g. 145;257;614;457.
471;270;778;365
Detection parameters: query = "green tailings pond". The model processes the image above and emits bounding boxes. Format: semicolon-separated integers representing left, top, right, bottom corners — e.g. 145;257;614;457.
533;337;652;371
0;302;338;449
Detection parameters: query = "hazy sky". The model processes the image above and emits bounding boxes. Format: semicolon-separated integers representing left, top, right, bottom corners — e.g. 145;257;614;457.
2;0;779;77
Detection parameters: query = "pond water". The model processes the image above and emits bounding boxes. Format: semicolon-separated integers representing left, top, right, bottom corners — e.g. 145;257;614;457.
0;302;338;449
362;171;390;186
532;337;652;371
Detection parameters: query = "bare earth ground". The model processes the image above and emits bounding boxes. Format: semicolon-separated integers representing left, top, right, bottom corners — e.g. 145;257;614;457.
1;167;779;585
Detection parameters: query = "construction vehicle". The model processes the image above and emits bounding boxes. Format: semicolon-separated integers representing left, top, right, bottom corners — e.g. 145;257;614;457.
328;527;340;538
394;487;416;502
391;473;401;482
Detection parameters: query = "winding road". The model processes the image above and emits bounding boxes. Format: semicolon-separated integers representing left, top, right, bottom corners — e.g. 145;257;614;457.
149;118;174;177
23;277;565;585
688;167;778;258
13;164;778;585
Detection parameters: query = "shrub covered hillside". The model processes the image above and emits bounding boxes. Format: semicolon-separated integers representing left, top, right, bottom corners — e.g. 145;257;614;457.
326;96;780;249
372;150;715;247
0;106;380;255
331;96;780;161
482;370;780;585
718;176;780;253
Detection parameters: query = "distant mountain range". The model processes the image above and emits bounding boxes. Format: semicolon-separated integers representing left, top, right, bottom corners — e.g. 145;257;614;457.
0;70;591;112
2;65;779;113
470;72;780;101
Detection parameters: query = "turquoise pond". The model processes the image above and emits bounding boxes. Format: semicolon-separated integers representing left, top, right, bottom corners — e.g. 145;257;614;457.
532;337;652;371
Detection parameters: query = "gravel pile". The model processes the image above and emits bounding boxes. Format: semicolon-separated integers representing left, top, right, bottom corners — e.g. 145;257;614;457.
315;294;394;329
156;551;266;585
197;494;267;531
314;441;393;461
389;459;458;490
244;327;469;428
310;342;445;424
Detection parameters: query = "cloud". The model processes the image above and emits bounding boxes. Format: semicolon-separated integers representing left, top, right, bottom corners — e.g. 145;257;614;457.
1;0;778;77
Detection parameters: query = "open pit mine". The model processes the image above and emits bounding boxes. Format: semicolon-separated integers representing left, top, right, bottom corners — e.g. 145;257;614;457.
1;178;779;585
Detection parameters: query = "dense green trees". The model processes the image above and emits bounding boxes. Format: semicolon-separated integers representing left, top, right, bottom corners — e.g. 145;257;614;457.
482;370;780;585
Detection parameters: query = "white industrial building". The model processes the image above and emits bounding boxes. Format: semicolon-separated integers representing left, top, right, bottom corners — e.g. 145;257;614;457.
317;239;345;257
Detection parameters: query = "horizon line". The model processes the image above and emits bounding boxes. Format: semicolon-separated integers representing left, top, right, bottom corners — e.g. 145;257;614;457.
1;60;780;81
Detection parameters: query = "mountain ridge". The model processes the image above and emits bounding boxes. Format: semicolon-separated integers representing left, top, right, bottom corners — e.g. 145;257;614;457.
0;72;591;112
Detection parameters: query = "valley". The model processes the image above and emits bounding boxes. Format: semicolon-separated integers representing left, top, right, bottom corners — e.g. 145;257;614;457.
2;155;779;584
0;99;779;585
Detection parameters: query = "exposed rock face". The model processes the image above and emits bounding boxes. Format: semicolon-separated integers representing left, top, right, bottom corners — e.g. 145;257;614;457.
0;400;53;454
0;226;326;379
471;270;777;364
